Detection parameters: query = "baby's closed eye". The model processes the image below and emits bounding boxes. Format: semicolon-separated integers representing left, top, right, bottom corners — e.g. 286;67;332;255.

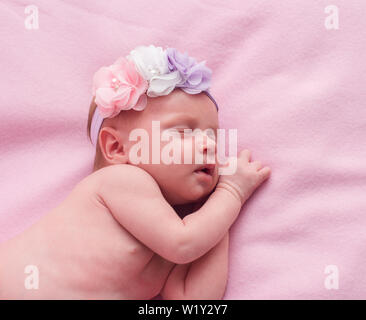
166;127;194;138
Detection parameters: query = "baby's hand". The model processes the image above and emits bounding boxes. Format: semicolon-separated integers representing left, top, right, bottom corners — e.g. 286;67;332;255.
217;149;271;205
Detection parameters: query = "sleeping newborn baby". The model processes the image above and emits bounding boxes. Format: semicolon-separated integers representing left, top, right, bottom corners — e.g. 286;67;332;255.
0;45;271;299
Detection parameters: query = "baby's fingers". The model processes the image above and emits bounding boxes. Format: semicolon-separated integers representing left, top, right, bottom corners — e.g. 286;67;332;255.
250;160;262;170
218;156;235;168
259;166;271;180
239;149;251;162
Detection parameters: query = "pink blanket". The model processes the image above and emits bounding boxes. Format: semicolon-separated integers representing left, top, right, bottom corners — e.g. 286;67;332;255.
1;0;365;299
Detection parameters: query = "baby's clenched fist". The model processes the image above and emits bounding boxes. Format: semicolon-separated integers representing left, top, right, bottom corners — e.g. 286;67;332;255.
217;149;271;205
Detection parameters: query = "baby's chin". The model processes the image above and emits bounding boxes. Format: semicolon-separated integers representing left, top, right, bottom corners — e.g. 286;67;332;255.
172;183;215;206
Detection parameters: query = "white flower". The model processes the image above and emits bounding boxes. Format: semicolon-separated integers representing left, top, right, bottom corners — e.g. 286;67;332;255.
127;45;167;79
127;45;182;97
147;70;182;97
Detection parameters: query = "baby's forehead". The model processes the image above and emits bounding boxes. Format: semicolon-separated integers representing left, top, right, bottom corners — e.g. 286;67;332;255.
158;114;219;137
154;91;217;116
121;89;219;131
160;109;217;124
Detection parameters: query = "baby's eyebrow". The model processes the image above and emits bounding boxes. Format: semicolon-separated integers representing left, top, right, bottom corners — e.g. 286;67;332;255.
162;113;219;131
162;114;198;126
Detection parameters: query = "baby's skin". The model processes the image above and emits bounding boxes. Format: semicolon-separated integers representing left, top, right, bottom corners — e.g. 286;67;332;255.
0;89;270;299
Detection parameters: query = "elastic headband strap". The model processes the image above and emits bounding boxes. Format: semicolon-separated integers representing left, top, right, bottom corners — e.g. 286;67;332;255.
90;106;104;146
203;90;219;111
90;90;219;146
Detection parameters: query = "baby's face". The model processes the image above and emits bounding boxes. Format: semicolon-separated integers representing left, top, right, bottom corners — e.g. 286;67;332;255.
107;89;219;205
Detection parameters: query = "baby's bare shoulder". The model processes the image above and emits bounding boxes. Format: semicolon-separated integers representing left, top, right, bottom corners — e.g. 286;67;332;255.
85;164;162;198
65;164;161;213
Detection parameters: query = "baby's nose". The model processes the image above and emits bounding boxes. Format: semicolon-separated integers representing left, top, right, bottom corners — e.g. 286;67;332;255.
198;132;216;154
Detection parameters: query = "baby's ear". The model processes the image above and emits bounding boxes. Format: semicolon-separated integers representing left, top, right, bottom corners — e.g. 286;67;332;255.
99;127;129;165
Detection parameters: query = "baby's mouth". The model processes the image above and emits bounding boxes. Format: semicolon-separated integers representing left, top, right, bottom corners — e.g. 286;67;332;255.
194;164;215;177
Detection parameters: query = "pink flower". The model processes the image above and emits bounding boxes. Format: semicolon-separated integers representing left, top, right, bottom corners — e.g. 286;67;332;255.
92;57;149;118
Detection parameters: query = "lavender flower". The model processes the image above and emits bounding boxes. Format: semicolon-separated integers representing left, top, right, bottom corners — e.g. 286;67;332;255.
166;48;212;94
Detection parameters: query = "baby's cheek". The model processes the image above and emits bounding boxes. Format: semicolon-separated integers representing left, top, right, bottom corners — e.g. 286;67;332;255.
160;137;181;164
161;135;209;164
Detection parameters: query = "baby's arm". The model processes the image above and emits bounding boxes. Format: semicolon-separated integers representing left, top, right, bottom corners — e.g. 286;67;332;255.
96;164;242;264
161;232;229;300
97;150;269;264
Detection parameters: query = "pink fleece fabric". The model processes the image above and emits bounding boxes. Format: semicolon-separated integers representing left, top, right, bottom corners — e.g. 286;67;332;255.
1;0;365;299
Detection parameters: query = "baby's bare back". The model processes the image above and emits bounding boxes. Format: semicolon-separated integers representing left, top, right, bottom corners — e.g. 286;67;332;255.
0;169;175;299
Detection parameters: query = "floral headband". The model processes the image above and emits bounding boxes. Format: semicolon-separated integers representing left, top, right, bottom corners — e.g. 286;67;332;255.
90;45;219;146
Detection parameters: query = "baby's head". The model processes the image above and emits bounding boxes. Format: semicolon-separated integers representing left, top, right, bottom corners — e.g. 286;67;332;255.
87;45;220;205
